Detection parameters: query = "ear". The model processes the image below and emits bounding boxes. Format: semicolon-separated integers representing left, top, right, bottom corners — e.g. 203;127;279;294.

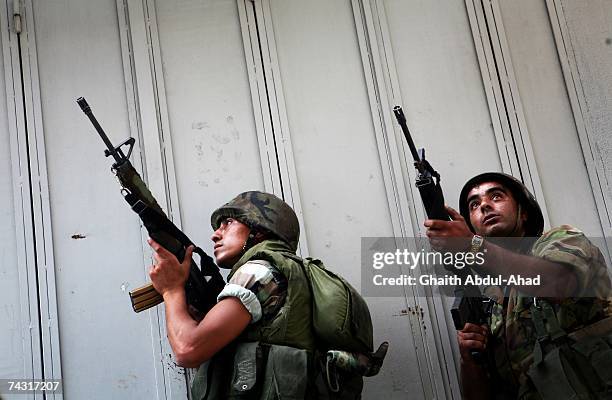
253;231;268;242
518;206;529;235
247;230;271;247
520;209;528;224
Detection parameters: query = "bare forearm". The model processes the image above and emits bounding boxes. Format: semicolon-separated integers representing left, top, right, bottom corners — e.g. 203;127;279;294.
162;289;200;361
478;242;576;296
161;293;251;367
460;361;490;400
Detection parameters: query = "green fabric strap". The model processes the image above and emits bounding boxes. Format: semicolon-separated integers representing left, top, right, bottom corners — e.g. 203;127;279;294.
531;299;568;365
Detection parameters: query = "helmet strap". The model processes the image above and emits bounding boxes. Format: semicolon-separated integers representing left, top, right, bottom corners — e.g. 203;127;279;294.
510;203;525;238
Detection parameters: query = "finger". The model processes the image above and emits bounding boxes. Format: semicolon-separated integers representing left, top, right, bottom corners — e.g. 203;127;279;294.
424;219;434;228
148;237;160;251
428;238;444;250
182;245;195;266
458;332;486;342
461;323;486;333
425;220;443;230
459;339;486;351
446;206;464;221
148;238;173;258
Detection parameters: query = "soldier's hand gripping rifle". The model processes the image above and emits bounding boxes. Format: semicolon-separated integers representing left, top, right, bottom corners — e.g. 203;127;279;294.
77;97;225;314
392;106;492;358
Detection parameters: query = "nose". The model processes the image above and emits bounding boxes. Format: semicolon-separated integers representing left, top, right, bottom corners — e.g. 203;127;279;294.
211;228;222;242
478;197;493;213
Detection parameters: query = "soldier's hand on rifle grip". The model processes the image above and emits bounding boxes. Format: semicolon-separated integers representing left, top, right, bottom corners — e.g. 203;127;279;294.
457;323;488;364
149;238;194;297
424;206;473;252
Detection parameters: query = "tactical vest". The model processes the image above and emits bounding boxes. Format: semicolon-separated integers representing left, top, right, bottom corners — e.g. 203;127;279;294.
524;300;612;400
191;240;333;399
230;240;315;350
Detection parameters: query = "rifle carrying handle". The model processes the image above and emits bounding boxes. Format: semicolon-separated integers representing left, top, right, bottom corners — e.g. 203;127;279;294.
129;283;163;313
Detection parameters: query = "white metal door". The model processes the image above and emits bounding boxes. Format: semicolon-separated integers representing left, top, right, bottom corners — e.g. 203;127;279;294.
1;0;62;398
3;0;609;399
252;0;514;398
29;0;173;398
150;0;273;251
0;3;41;394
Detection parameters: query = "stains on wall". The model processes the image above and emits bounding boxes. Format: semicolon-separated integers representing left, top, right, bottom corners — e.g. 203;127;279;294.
191;115;244;188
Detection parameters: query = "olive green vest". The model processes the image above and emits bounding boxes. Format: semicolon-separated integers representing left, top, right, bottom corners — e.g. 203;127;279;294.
191;240;317;399
228;239;315;350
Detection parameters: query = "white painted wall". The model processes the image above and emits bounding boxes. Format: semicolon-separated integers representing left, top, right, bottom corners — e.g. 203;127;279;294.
0;0;609;399
498;0;607;236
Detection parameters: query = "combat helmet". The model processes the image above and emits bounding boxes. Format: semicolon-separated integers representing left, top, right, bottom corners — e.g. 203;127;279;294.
211;191;300;251
459;172;544;236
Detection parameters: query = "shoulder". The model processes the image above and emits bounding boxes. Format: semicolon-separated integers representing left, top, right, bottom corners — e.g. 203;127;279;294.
531;225;592;258
231;260;283;285
532;225;610;296
218;260;288;324
537;224;584;241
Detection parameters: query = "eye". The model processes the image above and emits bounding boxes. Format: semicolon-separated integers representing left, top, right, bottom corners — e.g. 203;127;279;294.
218;217;236;230
469;200;479;211
491;192;503;201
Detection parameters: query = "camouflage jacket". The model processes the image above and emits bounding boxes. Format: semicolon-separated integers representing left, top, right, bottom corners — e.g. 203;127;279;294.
485;225;611;399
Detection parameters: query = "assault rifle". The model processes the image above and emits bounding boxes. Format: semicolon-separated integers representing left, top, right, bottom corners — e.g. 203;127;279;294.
77;97;225;314
392;106;492;349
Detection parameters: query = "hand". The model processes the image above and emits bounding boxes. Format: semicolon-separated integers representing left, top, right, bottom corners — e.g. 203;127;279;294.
148;238;193;297
457;323;488;363
424;206;473;252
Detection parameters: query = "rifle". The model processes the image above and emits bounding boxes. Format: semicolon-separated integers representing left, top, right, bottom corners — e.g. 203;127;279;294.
393;105;492;360
77;97;225;314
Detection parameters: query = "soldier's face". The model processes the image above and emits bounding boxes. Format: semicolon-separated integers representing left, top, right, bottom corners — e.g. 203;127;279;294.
466;181;526;237
211;217;250;267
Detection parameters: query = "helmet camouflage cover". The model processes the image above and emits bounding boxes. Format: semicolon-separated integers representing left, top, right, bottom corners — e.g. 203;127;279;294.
211;191;300;251
458;172;544;237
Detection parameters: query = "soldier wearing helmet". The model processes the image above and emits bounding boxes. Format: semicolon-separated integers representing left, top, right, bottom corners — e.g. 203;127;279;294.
425;172;611;399
148;191;371;399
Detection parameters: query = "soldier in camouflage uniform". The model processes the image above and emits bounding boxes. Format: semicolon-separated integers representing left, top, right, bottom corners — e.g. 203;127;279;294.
424;172;611;399
148;191;378;399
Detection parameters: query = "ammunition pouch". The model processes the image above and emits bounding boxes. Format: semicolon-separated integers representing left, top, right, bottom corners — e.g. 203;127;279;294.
526;300;612;400
191;342;365;400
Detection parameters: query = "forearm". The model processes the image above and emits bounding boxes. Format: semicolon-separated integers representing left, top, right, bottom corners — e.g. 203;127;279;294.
478;241;577;296
162;289;201;363
460;360;490;400
162;292;251;367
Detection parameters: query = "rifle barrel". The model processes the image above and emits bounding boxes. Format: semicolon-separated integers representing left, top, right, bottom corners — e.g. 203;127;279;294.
77;97;123;164
392;106;420;162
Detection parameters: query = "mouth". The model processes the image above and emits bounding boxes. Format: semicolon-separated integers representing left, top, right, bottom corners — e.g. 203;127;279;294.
482;214;499;225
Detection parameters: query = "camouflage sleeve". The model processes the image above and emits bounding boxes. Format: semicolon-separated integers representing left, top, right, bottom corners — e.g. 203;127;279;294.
531;225;611;296
217;260;287;324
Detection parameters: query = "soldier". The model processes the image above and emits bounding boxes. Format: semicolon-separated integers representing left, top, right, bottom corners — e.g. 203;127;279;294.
148;191;377;399
424;172;611;399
